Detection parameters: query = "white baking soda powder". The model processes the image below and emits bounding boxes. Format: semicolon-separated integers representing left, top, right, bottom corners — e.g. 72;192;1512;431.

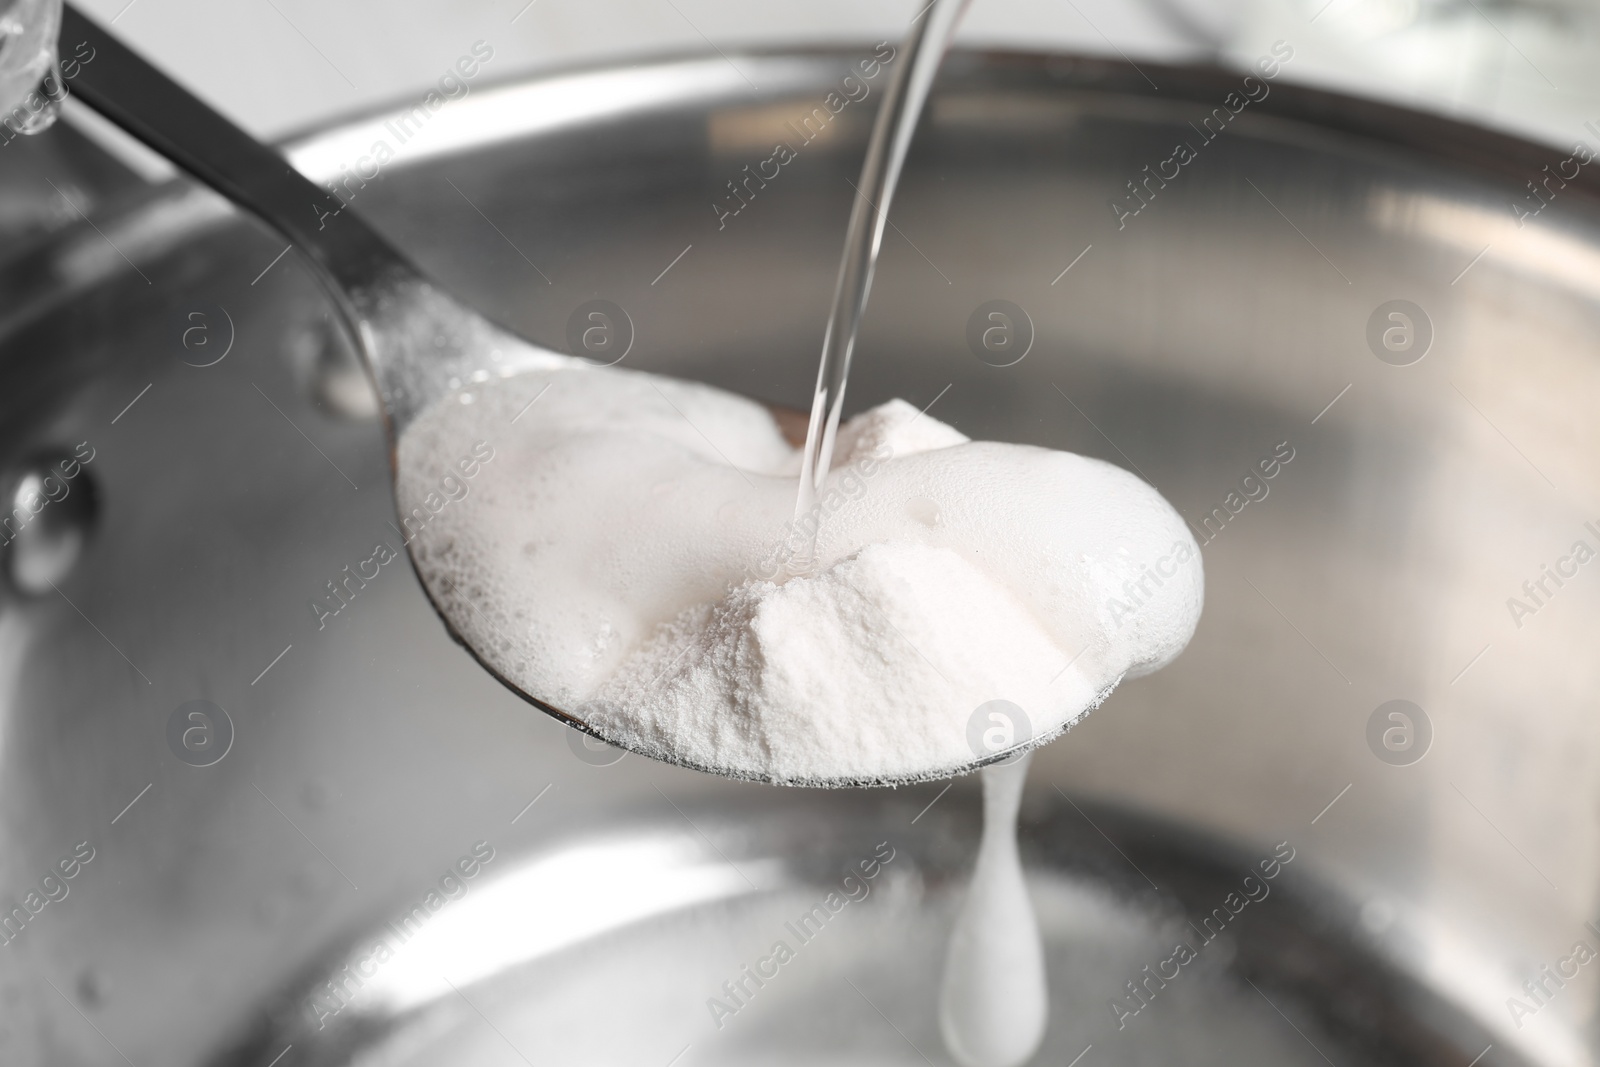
397;358;1202;784
397;357;1202;1066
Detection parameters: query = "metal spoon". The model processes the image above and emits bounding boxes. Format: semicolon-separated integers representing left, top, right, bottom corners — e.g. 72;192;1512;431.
60;2;1009;787
58;4;547;435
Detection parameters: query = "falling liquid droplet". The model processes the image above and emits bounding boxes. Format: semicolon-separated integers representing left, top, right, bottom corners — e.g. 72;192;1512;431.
939;751;1049;1067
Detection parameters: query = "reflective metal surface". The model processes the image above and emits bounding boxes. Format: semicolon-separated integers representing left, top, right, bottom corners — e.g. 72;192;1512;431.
1;47;1597;1067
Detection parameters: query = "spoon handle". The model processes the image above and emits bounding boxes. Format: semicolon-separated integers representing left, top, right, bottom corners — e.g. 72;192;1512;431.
59;4;412;305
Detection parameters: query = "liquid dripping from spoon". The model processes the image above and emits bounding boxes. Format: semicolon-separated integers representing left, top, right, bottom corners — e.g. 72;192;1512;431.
939;751;1049;1067
793;3;1052;1055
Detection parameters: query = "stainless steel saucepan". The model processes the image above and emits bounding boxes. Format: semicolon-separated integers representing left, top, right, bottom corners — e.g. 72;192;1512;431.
1;43;1596;1067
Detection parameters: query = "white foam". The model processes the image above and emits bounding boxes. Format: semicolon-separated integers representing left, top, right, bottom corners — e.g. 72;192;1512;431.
396;360;1203;783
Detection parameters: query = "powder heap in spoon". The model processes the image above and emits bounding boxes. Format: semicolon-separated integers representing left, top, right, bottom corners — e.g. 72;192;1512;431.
397;358;1203;783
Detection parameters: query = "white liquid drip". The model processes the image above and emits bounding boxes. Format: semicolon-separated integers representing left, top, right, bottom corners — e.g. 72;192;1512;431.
939;752;1048;1067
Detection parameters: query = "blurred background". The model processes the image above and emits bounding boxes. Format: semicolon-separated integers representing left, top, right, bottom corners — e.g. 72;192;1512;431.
68;0;1600;148
4;3;1600;1066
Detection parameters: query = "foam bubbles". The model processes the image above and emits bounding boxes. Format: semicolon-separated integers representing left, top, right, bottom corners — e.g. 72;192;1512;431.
396;361;1203;783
